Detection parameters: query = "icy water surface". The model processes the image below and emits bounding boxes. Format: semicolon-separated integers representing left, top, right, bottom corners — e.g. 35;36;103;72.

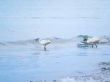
0;42;110;82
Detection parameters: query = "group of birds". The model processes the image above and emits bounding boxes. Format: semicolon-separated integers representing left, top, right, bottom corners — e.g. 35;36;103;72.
39;36;109;51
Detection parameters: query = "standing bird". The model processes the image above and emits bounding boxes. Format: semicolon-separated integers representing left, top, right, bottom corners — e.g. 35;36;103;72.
79;36;104;48
39;39;51;51
86;37;100;48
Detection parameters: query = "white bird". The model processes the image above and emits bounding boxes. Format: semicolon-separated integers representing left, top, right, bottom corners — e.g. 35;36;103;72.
80;36;109;48
86;37;100;48
39;39;51;51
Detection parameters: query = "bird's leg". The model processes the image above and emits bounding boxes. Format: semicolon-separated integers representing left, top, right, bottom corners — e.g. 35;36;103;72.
44;45;47;51
95;43;97;48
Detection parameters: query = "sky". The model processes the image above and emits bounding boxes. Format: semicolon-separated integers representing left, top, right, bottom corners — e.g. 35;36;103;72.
0;0;110;41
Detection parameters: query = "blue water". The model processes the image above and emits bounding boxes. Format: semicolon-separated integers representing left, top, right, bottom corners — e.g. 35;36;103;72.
0;42;110;82
0;0;110;81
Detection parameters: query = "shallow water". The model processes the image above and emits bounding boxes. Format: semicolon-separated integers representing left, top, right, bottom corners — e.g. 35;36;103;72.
0;42;110;82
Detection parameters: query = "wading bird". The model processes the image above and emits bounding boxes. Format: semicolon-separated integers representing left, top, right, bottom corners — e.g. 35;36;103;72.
86;37;100;48
39;39;51;51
